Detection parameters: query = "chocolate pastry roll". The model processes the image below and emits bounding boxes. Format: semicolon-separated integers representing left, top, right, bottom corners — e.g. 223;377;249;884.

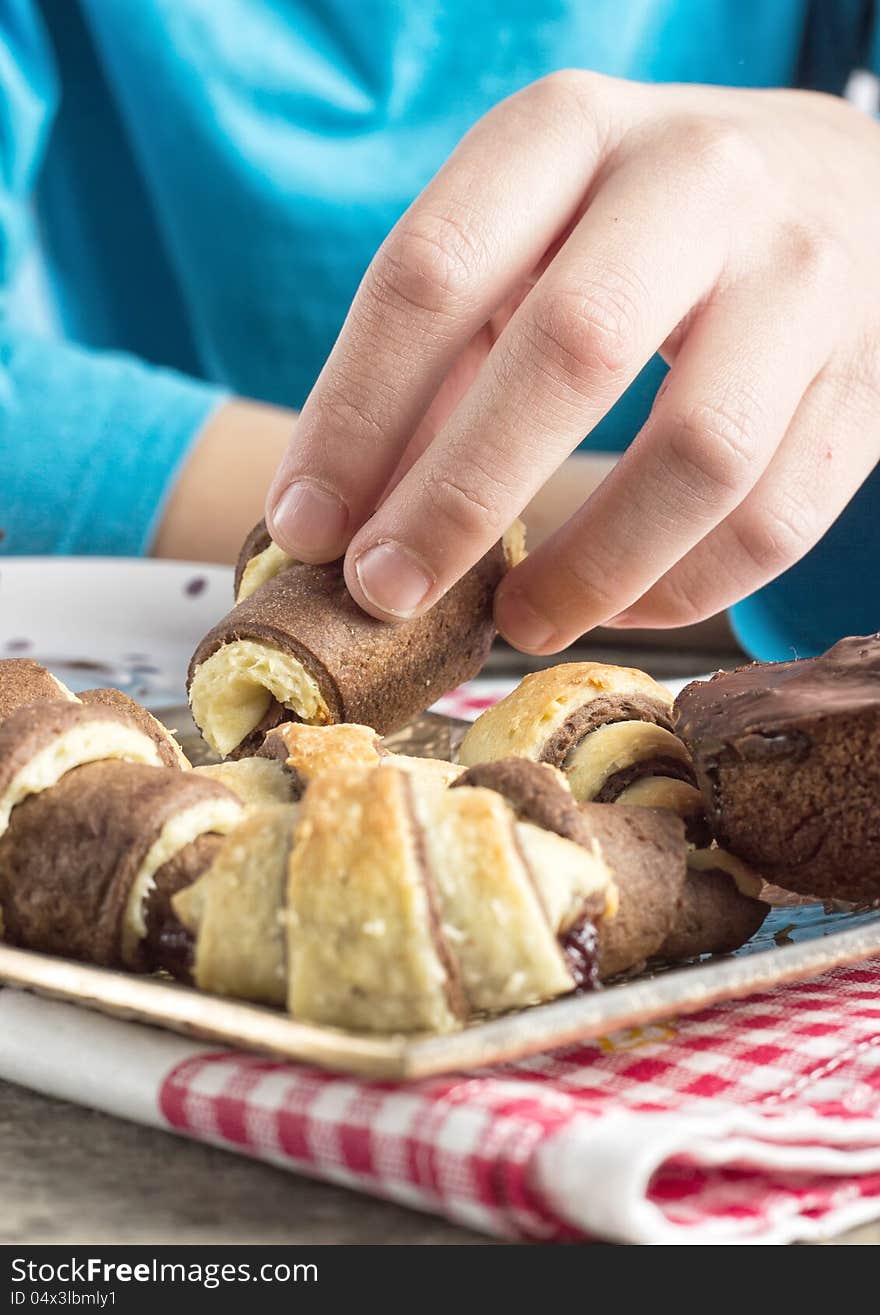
675;635;880;902
458;662;709;841
258;721;462;798
188;523;525;757
453;758;765;976
0;761;242;967
0;700;166;835
0;658;78;724
80;687;191;769
174;763;615;1032
659;848;767;962
194;759;300;808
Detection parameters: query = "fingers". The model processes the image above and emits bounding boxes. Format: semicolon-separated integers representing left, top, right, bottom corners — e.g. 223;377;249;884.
493;258;837;651
343;138;734;621
266;72;615;561
610;350;880;627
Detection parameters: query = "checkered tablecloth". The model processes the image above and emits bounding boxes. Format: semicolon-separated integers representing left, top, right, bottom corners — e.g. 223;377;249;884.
2;677;879;1244
2;961;880;1244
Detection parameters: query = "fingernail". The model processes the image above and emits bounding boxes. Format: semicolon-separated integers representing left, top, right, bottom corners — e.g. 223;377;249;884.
270;480;348;557
355;541;435;617
494;589;557;653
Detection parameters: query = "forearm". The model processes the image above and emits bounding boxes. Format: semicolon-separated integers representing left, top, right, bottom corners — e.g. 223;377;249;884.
152;398;296;563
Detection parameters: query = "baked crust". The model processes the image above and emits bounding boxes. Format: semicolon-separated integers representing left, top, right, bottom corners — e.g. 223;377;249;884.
658;848;767;962
286;766;464;1033
174;806;299;1004
258;721;382;795
579;805;688;980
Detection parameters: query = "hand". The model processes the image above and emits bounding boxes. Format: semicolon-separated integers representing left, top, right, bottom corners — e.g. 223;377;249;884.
266;73;880;652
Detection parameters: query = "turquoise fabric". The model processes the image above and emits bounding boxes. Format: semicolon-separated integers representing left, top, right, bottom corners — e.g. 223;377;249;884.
0;0;877;654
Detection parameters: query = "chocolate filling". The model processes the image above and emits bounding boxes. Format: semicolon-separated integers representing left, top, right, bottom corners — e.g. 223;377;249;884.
143;833;226;979
254;727;306;795
454;759;604;992
560;920;600;993
540;695;673;769
592;755;696;804
674;634;880;749
452;759;589;846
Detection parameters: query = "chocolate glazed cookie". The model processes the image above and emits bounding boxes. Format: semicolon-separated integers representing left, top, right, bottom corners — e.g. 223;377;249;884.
675;634;880;902
188;522;525;758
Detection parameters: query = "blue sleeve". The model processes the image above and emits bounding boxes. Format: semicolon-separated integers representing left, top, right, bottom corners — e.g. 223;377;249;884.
0;0;225;557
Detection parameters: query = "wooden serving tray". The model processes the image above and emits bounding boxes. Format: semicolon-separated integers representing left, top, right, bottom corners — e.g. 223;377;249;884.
0;712;878;1079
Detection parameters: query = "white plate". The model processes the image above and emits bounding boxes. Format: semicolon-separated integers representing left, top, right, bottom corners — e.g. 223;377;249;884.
0;558;233;710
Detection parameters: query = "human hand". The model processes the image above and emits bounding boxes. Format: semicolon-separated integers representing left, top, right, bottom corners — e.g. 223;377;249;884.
266;73;880;652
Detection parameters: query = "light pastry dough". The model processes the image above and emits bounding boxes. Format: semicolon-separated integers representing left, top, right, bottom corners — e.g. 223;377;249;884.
173;763;616;1032
194;757;299;808
257;721;464;797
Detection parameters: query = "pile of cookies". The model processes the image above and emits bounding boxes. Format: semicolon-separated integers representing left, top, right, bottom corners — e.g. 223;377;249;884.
0;519;875;1036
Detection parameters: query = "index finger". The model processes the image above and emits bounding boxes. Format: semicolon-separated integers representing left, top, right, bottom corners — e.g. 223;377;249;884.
265;73;618;561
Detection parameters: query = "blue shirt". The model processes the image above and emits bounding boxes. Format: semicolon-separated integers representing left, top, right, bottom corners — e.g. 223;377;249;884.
1;0;878;658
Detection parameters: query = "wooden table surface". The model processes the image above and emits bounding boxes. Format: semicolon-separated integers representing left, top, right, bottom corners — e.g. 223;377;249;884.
3;638;877;1246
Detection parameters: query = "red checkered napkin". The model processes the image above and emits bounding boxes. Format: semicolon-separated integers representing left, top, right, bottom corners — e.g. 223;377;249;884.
2;961;880;1244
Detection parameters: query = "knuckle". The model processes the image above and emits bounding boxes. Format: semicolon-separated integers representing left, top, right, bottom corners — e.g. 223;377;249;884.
526;278;639;384
420;471;501;540
661;401;759;503
779;220;840;288
372;214;481;315
551;544;621;619
729;495;816;576
652;572;713;627
316;385;387;447
526;68;594;117
511;70;608;151
674;114;760;184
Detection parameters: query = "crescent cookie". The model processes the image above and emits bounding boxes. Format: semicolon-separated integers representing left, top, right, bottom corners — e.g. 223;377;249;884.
459;662;710;842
